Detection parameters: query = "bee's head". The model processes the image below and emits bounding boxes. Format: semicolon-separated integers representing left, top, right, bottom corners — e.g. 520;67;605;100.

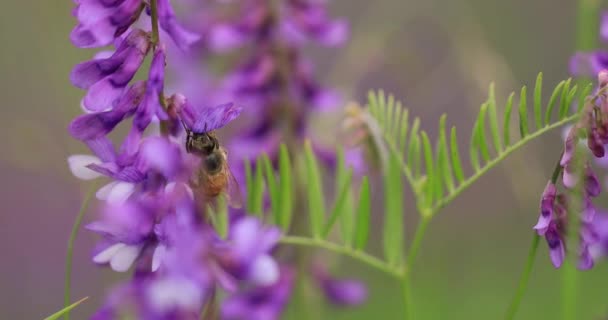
186;132;217;155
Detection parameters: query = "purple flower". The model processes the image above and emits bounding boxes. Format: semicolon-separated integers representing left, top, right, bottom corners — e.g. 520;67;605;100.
71;29;151;111
71;0;145;48
221;267;295;320
533;181;557;234
71;0;200;50
156;0;201;51
219;217;282;286
282;0;349;47
314;264;367;306
69;81;146;141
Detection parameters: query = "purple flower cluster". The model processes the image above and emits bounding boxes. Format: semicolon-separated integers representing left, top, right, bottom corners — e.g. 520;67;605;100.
203;0;350;166
534;71;608;269
67;1;290;318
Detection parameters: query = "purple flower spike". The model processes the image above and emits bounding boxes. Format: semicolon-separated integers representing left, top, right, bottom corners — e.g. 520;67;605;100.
157;0;201;51
71;30;151;111
533;181;557;235
71;0;144;48
173;95;242;133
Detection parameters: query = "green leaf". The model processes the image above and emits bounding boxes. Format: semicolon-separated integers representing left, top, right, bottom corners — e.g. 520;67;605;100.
408;118;421;177
323;168;354;238
278;144;294;230
476;103;491;161
383;152;404;265
304;141;325;238
244;159;253;212
354;176;371;250
450;126;465;183
251;161;265;216
487;84;502;153
368;91;379;119
502;92;515;146
421;132;434;205
45;297;88;320
577;82;593;113
261;153;279;223
534;73;543;129
387;94;396;134
399;108;410;151
544;80;565;125
336;147;355;245
564;85;578;118
518;86;529;138
438;115;454;192
392;100;403;143
378;90;387;128
469;120;480;171
558;78;572;119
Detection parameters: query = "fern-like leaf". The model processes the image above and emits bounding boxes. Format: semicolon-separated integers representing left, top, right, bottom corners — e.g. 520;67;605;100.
367;73;585;216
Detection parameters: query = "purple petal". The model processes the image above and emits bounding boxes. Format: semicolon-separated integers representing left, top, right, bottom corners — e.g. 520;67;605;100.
585;165;601;197
578;245;594;270
157;0;201;51
587;128;605;158
180;101;242;133
209;24;249;52
546;226;565;268
71;81;144;136
85;136;117;162
71;0;142;48
563;164;578;189
81;31;150;111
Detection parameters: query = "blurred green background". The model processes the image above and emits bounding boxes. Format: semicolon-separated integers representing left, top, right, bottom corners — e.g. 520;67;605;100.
2;0;608;319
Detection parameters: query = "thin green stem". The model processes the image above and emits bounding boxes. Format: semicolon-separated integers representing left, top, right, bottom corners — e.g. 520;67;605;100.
280;236;403;278
150;0;160;45
63;183;98;320
561;261;579;320
504;234;540;320
401;215;432;320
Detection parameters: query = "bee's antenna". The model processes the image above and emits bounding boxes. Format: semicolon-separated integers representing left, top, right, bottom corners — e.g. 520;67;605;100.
178;117;191;135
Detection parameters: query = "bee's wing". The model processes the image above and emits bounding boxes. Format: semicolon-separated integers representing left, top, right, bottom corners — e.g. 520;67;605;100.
224;166;244;209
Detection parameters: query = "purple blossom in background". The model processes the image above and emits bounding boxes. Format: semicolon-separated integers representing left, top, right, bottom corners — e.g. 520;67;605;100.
202;0;350;167
570;12;608;77
313;264;368;306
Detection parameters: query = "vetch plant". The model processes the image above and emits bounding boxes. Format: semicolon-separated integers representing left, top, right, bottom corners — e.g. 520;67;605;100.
50;0;608;319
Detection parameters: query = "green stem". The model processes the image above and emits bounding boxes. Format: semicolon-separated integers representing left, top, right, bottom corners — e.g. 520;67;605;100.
280;236;403;278
63;183;98;320
401;215;432;320
150;0;160;45
503;234;540;320
576;0;600;52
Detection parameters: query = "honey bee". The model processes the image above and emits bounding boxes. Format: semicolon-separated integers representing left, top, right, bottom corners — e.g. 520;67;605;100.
182;126;242;208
